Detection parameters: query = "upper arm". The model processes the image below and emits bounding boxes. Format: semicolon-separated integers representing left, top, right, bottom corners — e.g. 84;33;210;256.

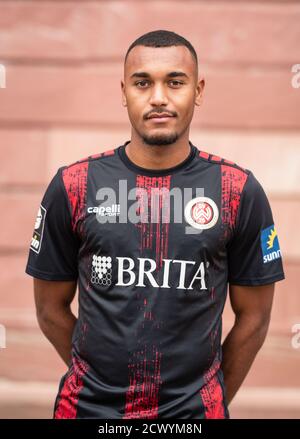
227;171;285;286
34;278;77;318
228;283;275;327
25;167;79;281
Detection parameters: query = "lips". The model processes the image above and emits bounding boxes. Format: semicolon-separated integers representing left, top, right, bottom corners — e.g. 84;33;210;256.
147;113;175;123
148;113;174;119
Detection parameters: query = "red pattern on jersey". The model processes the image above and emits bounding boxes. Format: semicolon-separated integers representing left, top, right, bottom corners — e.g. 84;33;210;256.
210;155;222;162
62;161;88;233
54;357;89;419
135;175;171;271
199;151;210;160
122;175;171;419
75;149;115;163
199;359;226;419
221;164;248;239
122;343;163;419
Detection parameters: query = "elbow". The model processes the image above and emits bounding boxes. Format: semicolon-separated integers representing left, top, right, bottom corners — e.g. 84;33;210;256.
256;318;270;345
35;299;49;323
35;306;53;333
35;301;61;333
35;302;72;332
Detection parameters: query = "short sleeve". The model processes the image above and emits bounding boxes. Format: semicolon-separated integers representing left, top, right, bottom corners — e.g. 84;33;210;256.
227;171;285;286
25;167;79;281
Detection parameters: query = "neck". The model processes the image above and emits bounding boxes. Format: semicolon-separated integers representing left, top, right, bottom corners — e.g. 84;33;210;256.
125;130;191;170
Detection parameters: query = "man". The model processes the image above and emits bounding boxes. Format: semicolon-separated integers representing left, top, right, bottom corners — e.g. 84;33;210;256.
25;30;285;419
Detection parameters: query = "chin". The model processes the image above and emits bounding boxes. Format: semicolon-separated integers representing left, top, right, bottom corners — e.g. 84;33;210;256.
141;132;179;146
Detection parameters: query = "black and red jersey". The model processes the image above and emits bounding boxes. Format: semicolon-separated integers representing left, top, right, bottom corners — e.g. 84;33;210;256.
25;139;285;419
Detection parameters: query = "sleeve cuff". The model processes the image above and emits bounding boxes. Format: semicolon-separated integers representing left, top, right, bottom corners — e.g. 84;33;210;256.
25;265;78;282
228;272;285;286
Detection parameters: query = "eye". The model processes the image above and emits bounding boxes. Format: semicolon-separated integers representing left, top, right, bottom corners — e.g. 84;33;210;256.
135;80;149;88
169;80;183;87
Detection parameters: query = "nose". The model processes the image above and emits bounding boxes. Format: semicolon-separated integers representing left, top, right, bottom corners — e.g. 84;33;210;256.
149;83;168;106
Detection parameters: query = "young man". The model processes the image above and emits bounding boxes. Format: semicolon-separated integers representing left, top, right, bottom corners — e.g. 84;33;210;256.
25;30;285;419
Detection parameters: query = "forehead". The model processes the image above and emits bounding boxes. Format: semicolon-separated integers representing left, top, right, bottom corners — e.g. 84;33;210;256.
124;45;196;78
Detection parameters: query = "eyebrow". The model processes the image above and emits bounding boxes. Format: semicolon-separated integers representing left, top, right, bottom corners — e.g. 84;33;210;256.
130;71;189;79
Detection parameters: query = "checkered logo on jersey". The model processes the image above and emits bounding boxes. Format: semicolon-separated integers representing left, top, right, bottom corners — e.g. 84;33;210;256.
30;205;47;254
261;225;282;264
91;255;112;286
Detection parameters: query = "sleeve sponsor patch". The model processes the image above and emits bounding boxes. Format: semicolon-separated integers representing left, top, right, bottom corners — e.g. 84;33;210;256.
260;224;282;264
30;205;47;254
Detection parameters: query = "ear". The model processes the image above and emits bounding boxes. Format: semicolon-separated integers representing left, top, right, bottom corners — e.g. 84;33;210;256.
195;77;205;107
121;80;127;107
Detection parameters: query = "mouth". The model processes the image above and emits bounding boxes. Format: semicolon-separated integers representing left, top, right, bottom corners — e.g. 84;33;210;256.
146;114;176;124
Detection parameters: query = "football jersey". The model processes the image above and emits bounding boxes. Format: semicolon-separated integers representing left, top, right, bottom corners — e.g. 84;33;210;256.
25;139;285;419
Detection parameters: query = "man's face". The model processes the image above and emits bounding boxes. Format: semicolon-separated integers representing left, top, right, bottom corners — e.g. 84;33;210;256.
121;45;204;146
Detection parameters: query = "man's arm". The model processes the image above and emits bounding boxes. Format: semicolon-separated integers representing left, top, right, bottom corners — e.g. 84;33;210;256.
221;282;275;405
33;278;78;367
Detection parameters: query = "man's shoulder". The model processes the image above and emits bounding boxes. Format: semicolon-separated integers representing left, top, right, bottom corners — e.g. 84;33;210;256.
61;147;118;172
56;146;119;205
195;147;250;176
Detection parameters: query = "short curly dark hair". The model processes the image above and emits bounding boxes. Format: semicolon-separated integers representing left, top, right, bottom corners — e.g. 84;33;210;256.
125;29;198;68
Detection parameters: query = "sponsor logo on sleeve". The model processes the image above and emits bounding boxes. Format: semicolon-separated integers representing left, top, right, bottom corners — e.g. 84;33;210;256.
30;205;47;254
261;224;282;264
